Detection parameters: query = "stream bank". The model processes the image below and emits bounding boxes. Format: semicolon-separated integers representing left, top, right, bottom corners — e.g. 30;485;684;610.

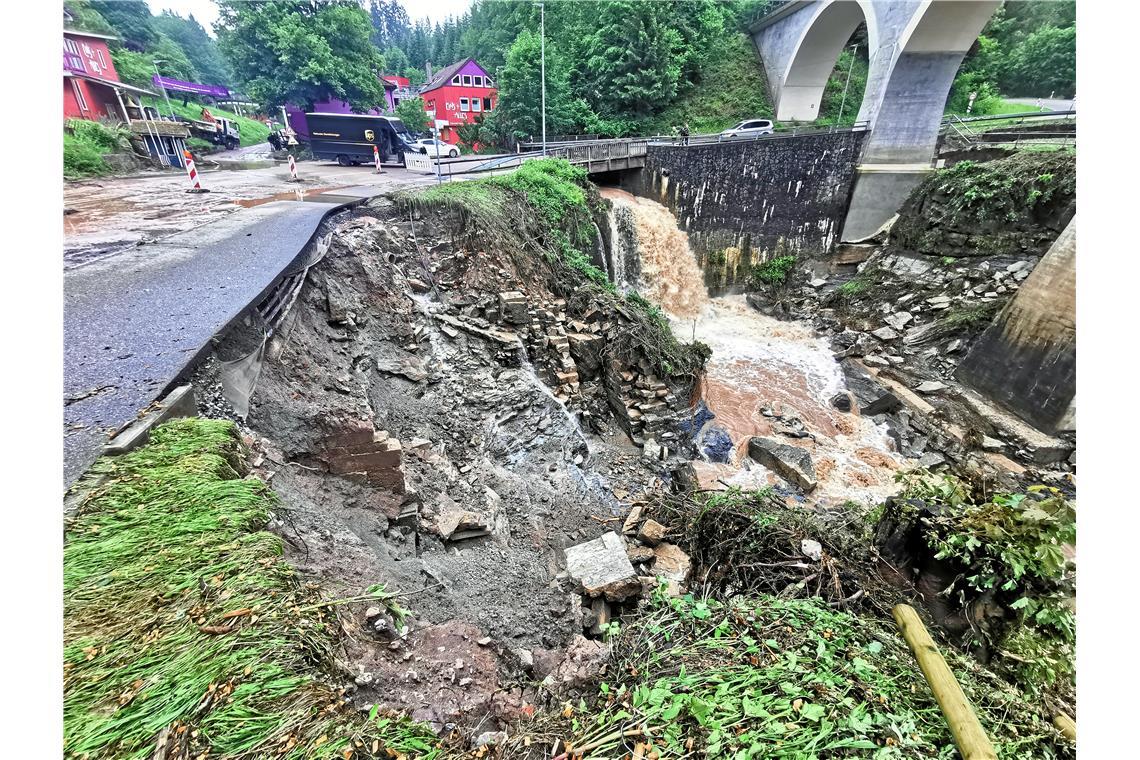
74;157;1074;757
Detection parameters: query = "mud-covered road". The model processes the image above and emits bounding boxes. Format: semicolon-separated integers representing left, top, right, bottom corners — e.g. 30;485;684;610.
63;151;435;266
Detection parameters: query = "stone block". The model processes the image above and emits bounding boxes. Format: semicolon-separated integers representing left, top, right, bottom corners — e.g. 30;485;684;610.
747;437;817;492
564;531;641;601
637;519;668;546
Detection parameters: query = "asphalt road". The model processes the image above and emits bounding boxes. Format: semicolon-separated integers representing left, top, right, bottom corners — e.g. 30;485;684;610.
63;199;344;486
63;150;433;265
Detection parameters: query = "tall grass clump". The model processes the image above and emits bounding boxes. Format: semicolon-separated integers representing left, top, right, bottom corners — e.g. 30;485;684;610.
64;418;445;759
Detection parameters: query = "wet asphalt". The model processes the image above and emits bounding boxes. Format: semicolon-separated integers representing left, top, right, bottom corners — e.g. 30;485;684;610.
63;199;346;487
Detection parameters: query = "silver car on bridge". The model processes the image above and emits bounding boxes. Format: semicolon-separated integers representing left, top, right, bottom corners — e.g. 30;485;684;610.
720;119;775;139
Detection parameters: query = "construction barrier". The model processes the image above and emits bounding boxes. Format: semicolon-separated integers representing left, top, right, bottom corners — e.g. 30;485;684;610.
183;150;209;193
373;145;384;174
404;152;434;173
288;154;299;181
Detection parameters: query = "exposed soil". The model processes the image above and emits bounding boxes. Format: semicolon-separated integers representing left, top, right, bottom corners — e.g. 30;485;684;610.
191;199;681;732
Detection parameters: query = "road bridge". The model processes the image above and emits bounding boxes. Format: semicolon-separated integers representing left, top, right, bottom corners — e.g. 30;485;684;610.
749;0;1000;239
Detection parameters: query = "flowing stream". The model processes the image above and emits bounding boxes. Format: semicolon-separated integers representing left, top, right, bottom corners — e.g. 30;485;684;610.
600;188;902;504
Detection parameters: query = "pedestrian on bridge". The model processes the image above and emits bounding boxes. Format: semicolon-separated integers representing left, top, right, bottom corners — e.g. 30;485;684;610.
680;122;691;146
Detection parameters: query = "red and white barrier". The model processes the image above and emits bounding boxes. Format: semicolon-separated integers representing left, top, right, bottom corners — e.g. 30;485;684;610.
183;150;208;193
288;153;298;181
373;145;383;174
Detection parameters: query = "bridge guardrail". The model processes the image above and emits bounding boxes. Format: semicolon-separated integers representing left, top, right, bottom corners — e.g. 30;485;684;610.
939;109;1075;150
519;121;870;154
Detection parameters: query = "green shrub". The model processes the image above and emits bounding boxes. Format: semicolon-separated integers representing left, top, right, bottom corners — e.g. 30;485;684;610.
751;255;797;288
64;133;110;179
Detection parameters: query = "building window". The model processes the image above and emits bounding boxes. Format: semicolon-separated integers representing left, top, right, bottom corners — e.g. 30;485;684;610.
483;98;493;112
71;78;88;112
472;98;481;112
459;97;470;112
473;75;483;87
485;77;495;88
64;38;83;71
451;76;460;85
97;49;107;69
462;75;472;86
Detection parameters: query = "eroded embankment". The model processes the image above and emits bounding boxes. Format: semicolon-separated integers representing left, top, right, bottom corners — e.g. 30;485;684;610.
64;158;1075;758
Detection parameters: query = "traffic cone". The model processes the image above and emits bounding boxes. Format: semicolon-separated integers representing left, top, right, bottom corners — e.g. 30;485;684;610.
183;150;209;193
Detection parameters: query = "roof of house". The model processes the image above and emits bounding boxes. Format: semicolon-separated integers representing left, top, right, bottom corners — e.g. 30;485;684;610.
420;58;489;94
65;70;156;97
381;75;410;87
64;28;119;41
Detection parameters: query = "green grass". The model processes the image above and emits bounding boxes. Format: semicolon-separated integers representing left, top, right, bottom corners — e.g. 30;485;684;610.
64;418;445;759
141;97;271;147
641;33;774;135
64;119;131;179
549;590;1067;759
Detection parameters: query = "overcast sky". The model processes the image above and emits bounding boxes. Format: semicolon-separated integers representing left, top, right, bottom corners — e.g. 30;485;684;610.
145;1;475;36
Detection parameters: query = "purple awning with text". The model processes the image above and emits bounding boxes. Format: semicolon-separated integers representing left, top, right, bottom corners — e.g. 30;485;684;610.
151;75;230;98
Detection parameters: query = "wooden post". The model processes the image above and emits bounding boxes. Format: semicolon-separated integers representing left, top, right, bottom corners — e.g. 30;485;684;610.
1053;712;1076;742
892;604;998;760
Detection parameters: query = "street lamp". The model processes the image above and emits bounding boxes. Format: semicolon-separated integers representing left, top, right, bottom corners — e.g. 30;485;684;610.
153;58;175;120
836;43;858;126
534;2;546;156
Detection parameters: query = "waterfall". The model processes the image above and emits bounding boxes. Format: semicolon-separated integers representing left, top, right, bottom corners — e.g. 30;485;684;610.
599;187;904;505
600;189;707;319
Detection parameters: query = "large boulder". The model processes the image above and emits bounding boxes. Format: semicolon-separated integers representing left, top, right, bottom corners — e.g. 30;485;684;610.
747;437;817;492
564;531;641;601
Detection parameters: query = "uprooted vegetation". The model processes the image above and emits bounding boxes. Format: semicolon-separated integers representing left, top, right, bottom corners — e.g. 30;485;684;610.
508;590;1069;759
504;483;1074;759
875;471;1076;702
63;419;444;759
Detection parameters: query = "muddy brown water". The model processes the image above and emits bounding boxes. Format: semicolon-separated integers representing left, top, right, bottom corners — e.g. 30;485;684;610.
600;189;904;504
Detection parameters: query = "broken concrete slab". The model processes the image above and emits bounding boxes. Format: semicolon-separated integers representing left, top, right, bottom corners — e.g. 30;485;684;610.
103;385;197;456
747;437;817;492
541;635;611;698
564;531;641;601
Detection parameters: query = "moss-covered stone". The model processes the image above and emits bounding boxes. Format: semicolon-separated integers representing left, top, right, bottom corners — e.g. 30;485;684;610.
891;151;1075;257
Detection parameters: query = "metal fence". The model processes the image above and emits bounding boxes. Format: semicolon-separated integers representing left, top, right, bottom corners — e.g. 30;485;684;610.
939;110;1076;150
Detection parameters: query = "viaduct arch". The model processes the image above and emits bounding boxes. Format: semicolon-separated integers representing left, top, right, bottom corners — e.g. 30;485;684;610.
750;0;1000;240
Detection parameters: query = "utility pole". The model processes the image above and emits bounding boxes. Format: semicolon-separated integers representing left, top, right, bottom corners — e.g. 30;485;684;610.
153;59;175;120
836;44;857;125
538;2;546;156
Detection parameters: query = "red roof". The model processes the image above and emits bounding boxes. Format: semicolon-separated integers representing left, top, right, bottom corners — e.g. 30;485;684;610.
381;75;410;87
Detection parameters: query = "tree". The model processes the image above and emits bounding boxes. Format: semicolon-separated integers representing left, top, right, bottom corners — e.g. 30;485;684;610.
395;97;429;134
497;29;591;140
383;46;409;75
153;12;231;84
583;1;682;117
1003;25;1076;97
215;1;386;111
64;0;115;35
89;0;156;50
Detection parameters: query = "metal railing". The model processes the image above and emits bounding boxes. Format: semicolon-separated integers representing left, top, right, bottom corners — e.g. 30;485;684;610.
939;109;1076;150
519;120;870;154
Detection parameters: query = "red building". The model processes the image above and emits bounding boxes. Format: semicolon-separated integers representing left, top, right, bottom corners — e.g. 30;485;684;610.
63;28;153;121
419;58;497;143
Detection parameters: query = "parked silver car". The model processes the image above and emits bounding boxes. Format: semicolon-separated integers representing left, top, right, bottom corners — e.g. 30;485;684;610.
720;119;775;139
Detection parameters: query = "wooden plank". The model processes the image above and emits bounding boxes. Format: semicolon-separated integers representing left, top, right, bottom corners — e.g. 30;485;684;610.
893;604;998;760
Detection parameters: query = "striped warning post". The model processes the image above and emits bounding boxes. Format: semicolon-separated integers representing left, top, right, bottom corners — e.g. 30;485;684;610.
183;150;209;193
288;153;299;181
373;145;384;174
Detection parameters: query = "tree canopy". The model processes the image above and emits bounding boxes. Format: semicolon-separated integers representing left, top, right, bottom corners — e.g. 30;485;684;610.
215;0;387;111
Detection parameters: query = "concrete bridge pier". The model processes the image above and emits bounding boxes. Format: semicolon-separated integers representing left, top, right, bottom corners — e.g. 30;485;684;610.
751;0;1000;241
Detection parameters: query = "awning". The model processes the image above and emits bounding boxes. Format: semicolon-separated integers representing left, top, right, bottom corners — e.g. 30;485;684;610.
65;71;156;98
